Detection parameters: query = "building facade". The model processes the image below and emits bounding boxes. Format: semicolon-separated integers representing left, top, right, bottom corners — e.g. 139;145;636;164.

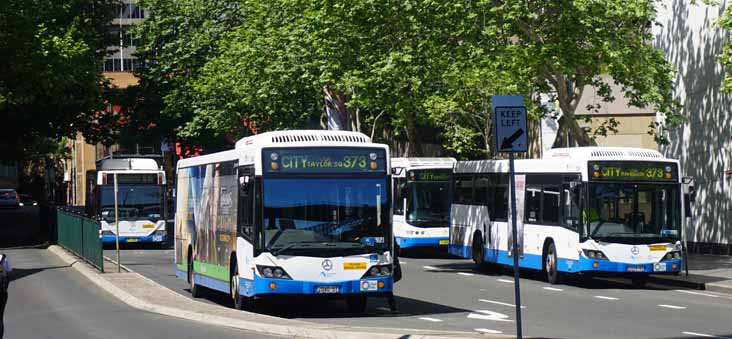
654;0;732;253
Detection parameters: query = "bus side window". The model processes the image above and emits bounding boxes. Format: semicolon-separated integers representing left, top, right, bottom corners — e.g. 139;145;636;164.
453;175;474;204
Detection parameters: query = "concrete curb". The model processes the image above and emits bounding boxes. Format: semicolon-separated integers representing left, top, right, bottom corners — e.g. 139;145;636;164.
48;245;506;339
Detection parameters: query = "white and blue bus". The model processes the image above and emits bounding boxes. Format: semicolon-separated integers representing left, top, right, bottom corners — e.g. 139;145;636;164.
450;147;685;286
174;130;397;312
86;157;168;244
391;158;455;251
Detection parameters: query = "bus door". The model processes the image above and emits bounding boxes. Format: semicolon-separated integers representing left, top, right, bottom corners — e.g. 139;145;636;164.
237;166;256;281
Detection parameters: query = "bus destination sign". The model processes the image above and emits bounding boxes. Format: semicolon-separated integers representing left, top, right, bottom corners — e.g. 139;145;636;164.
106;173;159;185
264;148;386;174
409;170;451;182
589;161;678;182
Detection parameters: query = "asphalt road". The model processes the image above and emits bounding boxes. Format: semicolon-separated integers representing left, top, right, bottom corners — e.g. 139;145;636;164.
105;246;732;339
2;248;280;339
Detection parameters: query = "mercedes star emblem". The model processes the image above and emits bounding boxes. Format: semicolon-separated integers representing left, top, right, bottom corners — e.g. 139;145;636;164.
631;246;640;256
321;259;333;271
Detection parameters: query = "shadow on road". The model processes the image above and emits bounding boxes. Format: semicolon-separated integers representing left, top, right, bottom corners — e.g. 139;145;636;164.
9;264;72;282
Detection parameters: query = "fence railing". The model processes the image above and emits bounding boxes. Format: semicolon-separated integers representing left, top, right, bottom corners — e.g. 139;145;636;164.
57;207;104;272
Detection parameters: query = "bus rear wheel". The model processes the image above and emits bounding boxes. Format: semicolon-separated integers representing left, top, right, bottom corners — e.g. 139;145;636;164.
544;242;561;285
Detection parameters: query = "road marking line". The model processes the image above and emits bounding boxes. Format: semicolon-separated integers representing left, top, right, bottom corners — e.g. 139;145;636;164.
418;317;443;322
658;304;686;310
480;289;486;291
497;279;514;283
543;287;563;291
467;310;512;322
682;331;732;338
458;272;474;276
479;299;526;309
376;307;391;312
675;290;720;298
475;328;503;334
423;265;438;270
594;296;619;300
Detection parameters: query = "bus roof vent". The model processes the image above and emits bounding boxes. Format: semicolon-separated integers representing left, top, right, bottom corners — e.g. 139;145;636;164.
269;131;370;144
590;150;625;157
627;150;662;158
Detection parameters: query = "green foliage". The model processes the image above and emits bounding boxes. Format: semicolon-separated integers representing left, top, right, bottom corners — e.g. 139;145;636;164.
719;5;732;92
0;0;117;161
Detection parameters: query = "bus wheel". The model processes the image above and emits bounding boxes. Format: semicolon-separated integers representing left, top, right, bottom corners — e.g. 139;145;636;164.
231;265;246;310
188;252;202;298
346;295;367;313
544;242;561;285
631;275;649;289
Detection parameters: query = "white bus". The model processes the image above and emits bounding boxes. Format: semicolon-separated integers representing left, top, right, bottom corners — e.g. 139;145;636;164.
450;147;684;286
391;158;455;251
85;157;168;244
174;130;397;312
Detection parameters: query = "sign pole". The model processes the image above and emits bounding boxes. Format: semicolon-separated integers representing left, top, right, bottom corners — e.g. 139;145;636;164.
492;95;527;339
114;173;121;273
509;153;523;339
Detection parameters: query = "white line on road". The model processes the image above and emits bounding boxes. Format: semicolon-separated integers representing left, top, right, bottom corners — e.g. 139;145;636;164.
543;287;564;292
418;317;443;322
594;296;619;300
682;331;732;338
467;310;512;322
475;328;503;334
675;290;720;298
423;265;438;270
658;304;686;310
458;272;475;276
479;299;526;309
497;279;514;283
376;307;391;312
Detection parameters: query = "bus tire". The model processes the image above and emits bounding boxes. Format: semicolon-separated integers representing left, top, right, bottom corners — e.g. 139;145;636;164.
544;242;561;285
346;295;367;313
231;261;246;310
188;249;203;298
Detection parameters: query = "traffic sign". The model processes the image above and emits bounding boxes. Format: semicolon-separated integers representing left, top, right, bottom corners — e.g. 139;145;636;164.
492;96;528;153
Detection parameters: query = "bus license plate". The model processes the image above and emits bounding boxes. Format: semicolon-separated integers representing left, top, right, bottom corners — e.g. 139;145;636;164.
439;240;449;245
126;238;138;243
627;266;645;272
316;286;339;294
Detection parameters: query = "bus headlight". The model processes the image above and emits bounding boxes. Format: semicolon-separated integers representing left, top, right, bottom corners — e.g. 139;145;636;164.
582;249;609;260
362;265;391;278
256;265;292;280
664;251;682;261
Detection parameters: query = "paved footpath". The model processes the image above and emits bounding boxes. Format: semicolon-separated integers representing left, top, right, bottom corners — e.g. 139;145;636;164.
2;247;279;339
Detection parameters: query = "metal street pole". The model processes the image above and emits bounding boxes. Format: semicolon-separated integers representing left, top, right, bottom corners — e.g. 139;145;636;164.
509;152;523;339
114;173;121;273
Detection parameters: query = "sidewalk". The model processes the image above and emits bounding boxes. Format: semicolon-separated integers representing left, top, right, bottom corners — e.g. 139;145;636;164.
649;253;732;293
47;245;500;339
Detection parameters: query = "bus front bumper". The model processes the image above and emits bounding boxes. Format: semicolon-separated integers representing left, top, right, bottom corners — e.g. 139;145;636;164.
101;234;167;244
577;257;682;274
396;236;449;249
247;276;393;296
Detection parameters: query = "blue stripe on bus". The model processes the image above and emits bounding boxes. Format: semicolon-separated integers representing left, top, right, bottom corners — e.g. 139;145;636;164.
101;234;167;243
251;276;393;295
448;244;681;274
396;236;449;248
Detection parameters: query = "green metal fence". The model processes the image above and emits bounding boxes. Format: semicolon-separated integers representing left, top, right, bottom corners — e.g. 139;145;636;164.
57;208;104;272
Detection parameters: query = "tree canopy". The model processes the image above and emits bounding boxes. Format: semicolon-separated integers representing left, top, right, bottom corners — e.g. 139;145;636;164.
719;4;732;92
132;0;682;157
0;0;117;161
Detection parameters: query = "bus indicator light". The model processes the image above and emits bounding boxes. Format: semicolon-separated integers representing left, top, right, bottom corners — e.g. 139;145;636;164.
370;162;378;170
665;173;672;179
377;281;385;289
271;162;279;170
592;262;599;269
593;171;600;178
269;282;277;290
672;263;678;270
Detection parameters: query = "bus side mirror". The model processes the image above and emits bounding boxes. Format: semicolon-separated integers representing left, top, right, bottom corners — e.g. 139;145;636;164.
391;168;404;176
688;185;696;203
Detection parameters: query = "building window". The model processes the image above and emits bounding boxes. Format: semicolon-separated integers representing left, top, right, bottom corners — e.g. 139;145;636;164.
120;3;145;19
102;58;141;72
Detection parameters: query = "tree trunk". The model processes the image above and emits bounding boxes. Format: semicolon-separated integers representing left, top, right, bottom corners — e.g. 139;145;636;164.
552;97;597;148
405;111;422;156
